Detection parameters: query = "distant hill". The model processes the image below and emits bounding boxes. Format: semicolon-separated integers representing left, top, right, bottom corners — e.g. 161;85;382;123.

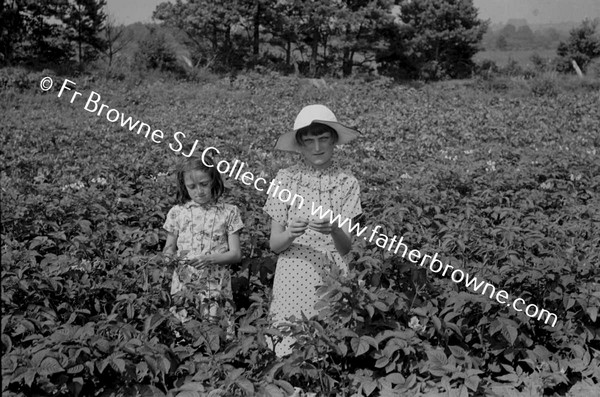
529;21;579;33
489;20;578;35
506;18;529;28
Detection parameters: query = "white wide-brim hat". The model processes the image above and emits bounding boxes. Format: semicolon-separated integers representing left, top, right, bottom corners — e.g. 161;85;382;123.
275;104;360;152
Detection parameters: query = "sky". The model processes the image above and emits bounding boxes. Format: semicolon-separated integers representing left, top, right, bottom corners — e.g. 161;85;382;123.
105;0;600;25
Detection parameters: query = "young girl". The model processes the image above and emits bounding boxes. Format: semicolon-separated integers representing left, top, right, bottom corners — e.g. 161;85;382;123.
263;104;362;356
163;154;244;323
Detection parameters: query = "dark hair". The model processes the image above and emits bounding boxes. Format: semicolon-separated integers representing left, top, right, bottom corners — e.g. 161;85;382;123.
295;123;339;147
175;154;224;204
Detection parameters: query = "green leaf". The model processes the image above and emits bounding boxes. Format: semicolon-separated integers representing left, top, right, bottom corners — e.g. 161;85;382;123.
586;306;598;322
175;392;200;397
362;379;377;396
111;358;126;373
501;325;518;345
177;382;205;392
273;380;295;395
143;314;165;334
448;345;467;359
239;325;257;333
375;356;389;368
432;315;442;332
38;357;64;376
67;364;84;374
264;384;285;397
136;385;166;397
426;349;447;367
496;373;519;382
336;328;358;339
236;378;254;395
1;334;12;354
24;369;36;387
384;372;405;384
464;375;480;391
226;368;244;383
351;337;371;356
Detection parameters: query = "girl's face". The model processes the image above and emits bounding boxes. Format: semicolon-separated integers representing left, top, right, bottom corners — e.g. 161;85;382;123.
299;131;335;169
184;170;213;205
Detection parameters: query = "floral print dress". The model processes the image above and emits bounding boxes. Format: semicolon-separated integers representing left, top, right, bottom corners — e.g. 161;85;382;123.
163;201;244;318
263;160;362;356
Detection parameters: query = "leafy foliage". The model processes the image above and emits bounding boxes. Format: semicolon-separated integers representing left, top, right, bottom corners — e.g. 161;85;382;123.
134;28;181;73
557;18;600;73
0;0;106;67
61;0;107;65
378;0;488;80
1;73;599;396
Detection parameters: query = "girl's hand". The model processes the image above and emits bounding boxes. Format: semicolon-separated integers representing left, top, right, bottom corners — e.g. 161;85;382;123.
287;218;309;238
308;218;336;234
187;255;214;268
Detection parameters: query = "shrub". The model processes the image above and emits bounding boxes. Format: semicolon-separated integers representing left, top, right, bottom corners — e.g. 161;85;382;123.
501;58;524;76
134;29;181;74
529;73;559;97
475;59;500;80
556;18;600;73
530;53;555;74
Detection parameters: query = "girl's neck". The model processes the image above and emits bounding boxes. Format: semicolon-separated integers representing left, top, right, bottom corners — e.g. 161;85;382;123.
189;198;217;207
302;158;333;171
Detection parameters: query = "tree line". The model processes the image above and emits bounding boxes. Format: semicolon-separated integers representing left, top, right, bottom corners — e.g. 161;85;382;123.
0;0;491;79
1;0;599;79
151;0;489;79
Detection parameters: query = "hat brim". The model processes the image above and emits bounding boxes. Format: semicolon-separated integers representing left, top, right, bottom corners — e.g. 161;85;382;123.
274;120;360;152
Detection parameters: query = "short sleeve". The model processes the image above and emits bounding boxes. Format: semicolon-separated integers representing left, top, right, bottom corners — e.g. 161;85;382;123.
226;205;244;234
263;169;290;226
341;175;362;221
163;206;181;233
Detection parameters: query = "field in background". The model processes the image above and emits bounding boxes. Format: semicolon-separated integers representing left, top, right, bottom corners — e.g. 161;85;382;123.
475;49;557;66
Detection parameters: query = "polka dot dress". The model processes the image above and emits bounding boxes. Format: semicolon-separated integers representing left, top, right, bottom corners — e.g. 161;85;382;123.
263;160;362;356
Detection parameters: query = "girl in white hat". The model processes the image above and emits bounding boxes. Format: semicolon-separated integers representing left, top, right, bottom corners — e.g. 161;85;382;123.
263;104;362;356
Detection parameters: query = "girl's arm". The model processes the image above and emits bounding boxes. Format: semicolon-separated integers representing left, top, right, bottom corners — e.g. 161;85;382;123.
163;231;178;260
269;220;294;254
269;218;309;254
330;222;352;256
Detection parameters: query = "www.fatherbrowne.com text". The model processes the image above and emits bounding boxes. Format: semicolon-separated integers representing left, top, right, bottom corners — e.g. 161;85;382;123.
198;147;559;328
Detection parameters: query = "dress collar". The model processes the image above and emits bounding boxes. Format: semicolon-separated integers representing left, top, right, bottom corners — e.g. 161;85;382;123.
296;158;342;176
183;200;221;210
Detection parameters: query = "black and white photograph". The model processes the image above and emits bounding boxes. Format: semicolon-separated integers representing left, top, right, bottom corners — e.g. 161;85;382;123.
1;0;599;396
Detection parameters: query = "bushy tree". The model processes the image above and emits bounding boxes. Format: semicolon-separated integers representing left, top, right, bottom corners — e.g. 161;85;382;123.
380;0;488;80
0;0;106;67
102;15;133;67
61;0;107;66
0;0;25;64
133;27;179;72
496;35;507;50
154;0;272;71
0;0;74;66
332;0;395;76
556;18;600;73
